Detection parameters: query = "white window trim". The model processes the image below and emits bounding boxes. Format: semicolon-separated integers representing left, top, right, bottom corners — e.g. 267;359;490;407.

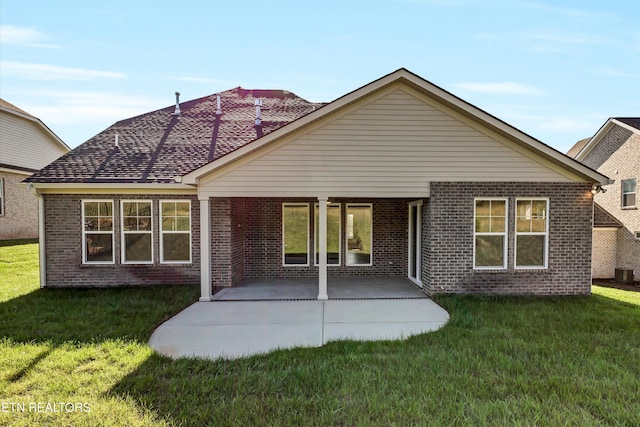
82;199;115;265
314;203;341;266
160;200;192;264
282;203;310;267
515;197;549;270
345;203;373;267
120;200;154;265
0;178;4;216
621;178;637;209
473;198;508;270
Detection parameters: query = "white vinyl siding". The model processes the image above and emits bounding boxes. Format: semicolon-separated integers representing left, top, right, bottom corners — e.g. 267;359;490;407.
0;112;68;171
474;198;508;269
200;88;574;198
515;198;549;269
82;200;114;264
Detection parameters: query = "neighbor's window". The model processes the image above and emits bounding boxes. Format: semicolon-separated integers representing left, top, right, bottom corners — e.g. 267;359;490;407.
622;179;637;208
315;203;341;265
516;199;549;269
121;201;153;263
474;198;507;269
283;203;309;266
82;200;114;264
160;201;191;263
0;178;4;216
346;204;372;266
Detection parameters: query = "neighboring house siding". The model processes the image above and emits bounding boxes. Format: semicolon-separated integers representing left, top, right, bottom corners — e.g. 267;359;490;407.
0;171;38;239
592;229;618;279
200;88;574;198
0;112;67;171
583;127;640;277
426;182;593;295
43;194;200;287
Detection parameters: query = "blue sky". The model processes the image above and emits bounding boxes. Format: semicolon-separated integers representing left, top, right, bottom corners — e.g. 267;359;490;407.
1;0;638;152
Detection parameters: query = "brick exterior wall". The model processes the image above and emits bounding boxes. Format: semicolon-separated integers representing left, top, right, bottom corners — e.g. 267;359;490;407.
0;171;38;239
424;182;593;295
43;194;200;287
592;228;617;279
215;198;408;286
584;127;640;277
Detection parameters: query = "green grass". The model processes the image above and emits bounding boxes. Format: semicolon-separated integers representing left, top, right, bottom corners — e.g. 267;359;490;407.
1;240;639;426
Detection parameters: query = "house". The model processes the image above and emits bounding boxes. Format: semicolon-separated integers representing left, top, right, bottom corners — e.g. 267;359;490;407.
568;118;640;281
25;69;609;297
0;99;70;239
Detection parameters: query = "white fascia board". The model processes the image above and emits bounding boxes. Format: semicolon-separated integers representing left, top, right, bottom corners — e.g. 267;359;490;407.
26;182;197;194
0;166;34;175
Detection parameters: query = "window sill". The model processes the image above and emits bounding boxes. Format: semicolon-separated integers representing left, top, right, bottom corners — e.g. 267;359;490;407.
621;207;637;210
81;263;116;267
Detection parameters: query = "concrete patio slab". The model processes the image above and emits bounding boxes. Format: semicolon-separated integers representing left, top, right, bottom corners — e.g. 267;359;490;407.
149;298;449;360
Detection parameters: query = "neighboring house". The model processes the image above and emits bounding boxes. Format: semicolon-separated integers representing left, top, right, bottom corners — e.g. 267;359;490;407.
25;69;609;297
568;118;640;281
0;99;70;239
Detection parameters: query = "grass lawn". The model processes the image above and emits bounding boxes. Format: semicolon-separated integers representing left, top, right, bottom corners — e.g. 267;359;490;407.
1;240;639;426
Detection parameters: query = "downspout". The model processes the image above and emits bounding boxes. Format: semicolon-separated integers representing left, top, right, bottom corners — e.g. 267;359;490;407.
28;184;46;288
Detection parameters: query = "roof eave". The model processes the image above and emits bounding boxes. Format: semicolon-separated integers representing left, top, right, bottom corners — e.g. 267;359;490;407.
575;118;640;162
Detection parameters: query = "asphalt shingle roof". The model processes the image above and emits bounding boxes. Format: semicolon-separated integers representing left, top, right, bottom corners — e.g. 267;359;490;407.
26;88;324;183
616;117;640;131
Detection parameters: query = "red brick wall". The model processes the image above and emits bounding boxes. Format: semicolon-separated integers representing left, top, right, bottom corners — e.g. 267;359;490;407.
43;194;200;287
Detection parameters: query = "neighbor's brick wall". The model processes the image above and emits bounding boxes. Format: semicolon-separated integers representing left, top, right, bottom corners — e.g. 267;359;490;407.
231;198;245;285
584;127;640;276
43;194;200;287
592;228;617;279
426;182;593;295
235;198;407;283
0;171;38;239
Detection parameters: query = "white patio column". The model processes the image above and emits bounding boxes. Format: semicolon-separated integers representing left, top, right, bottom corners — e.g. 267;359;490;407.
199;196;212;301
317;196;328;300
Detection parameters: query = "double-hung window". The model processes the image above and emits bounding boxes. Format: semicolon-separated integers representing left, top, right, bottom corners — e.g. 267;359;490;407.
160;201;191;263
622;179;637;208
82;200;114;264
121;200;153;263
515;198;549;269
474;198;507;269
282;203;310;266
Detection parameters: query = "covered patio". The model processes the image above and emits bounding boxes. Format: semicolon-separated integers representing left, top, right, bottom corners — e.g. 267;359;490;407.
211;277;427;301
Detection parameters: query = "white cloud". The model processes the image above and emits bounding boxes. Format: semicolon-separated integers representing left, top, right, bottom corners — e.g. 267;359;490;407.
588;66;640;78
0;61;125;80
0;25;61;48
453;81;543;95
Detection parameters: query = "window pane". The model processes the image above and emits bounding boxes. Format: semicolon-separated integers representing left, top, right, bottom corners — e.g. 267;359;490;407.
623;193;636;207
623;179;636;193
84;202;98;217
283;205;308;265
475;200;490;216
516;235;545;267
175;202;190;216
162;202;175;216
492;218;505;233
346;205;371;265
162;234;190;262
162;217;175;231
138;202;152;217
532;200;547;218
532;218;546;232
85;234;113;262
84;216;99;231
98;217;113;231
516;217;531;233
475;217;490;233
517;200;531;218
99;202;112;217
491;200;506;216
176;217;190;231
475;235;504;267
315;205;340;265
138;217;151;231
125;234;152;262
123;217;137;231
